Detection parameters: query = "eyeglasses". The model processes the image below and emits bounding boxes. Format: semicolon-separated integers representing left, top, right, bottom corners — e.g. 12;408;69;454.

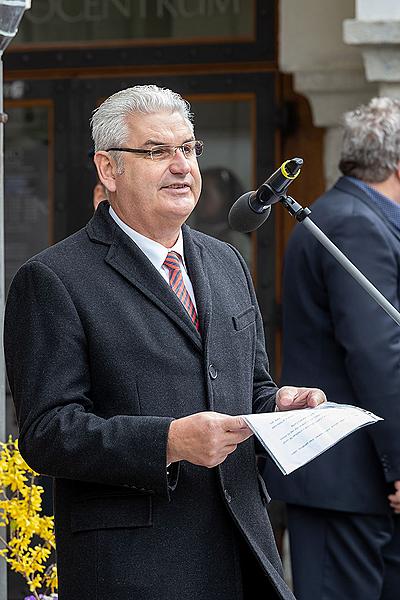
107;140;204;161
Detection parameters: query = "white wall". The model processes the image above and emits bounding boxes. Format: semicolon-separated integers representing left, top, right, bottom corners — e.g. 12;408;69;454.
280;0;363;73
356;0;400;21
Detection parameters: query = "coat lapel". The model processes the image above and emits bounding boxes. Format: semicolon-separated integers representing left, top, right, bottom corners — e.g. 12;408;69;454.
86;203;202;352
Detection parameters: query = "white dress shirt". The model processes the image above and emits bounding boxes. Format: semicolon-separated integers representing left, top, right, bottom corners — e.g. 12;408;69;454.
109;206;197;310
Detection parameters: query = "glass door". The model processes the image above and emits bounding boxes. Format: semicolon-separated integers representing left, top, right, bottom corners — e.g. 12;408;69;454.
4;100;54;291
187;93;255;268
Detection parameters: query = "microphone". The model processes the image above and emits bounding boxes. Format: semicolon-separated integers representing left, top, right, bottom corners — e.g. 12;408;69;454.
228;157;303;232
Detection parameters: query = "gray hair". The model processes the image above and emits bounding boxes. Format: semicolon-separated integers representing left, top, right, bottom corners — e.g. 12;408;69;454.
339;97;400;182
91;84;194;172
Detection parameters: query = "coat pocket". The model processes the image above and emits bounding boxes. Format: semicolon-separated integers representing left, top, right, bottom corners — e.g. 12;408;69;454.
71;493;153;532
232;306;256;331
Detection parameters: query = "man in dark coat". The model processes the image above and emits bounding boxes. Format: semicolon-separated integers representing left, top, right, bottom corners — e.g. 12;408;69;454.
4;85;324;600
265;97;400;599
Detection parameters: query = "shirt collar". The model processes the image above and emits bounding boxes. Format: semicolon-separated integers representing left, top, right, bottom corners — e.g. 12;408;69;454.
109;205;186;271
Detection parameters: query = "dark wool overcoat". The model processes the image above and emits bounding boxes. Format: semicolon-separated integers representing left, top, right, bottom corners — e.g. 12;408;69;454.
4;202;295;600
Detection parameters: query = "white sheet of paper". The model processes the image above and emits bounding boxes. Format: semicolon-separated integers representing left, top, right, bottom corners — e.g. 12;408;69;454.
243;402;383;475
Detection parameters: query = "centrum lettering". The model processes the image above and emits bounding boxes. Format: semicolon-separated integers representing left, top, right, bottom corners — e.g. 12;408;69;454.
209;0;240;16
26;0;54;24
176;0;206;18
157;0;179;18
26;0;242;25
26;0;131;24
85;0;106;22
155;0;240;18
57;1;85;24
138;0;147;19
109;0;131;18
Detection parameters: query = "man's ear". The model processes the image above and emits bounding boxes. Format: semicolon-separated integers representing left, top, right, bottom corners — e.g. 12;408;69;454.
93;151;118;194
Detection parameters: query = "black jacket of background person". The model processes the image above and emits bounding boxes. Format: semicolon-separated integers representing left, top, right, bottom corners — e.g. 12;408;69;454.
4;201;295;600
266;177;400;514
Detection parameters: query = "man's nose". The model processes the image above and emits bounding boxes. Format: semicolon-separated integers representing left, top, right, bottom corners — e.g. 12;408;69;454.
169;148;191;174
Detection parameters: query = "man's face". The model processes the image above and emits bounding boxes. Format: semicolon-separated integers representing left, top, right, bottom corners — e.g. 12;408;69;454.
110;111;202;237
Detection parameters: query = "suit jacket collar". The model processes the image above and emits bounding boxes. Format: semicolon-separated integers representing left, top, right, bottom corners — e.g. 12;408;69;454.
86;202;206;351
335;176;400;243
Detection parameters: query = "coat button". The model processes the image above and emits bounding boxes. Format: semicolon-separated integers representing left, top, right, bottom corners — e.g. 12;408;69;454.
224;489;232;503
209;364;218;379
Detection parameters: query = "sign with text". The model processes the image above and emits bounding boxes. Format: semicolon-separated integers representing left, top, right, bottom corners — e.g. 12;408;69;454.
13;0;254;45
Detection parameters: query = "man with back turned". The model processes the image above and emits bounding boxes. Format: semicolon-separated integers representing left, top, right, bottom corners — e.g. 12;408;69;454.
266;96;400;599
4;84;324;599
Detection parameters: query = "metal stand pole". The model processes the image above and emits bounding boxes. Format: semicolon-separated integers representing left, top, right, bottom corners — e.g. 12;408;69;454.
280;194;400;328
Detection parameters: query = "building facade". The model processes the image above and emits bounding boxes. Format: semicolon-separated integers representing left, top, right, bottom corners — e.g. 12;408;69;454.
5;0;394;594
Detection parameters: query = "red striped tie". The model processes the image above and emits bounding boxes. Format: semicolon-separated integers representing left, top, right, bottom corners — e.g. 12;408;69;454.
163;251;200;331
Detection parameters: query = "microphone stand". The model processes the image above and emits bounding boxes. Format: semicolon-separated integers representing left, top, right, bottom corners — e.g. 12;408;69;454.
280;195;400;327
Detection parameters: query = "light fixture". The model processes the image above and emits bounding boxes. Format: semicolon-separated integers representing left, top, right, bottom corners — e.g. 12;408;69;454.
0;0;30;52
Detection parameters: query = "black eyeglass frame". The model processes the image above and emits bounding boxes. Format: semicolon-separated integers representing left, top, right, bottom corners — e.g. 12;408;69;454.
106;140;204;160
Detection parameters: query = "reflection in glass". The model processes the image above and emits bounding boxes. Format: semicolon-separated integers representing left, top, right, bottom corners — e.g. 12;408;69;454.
196;167;251;265
189;98;253;268
4;106;50;292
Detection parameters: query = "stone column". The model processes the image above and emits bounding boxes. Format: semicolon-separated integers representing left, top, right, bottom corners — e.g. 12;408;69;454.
293;69;376;187
280;0;377;187
344;1;400;98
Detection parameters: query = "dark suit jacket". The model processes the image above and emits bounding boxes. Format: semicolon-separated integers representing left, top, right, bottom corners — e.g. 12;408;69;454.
4;202;294;600
265;177;400;515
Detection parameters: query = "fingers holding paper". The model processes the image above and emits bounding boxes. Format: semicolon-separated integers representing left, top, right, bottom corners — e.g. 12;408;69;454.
167;412;253;468
276;385;326;411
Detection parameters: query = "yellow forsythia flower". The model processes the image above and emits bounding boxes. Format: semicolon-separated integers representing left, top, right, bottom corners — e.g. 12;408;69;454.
0;437;57;599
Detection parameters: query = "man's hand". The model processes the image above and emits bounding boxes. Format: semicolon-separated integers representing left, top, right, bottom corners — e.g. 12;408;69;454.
388;480;400;513
167;411;253;468
276;386;326;411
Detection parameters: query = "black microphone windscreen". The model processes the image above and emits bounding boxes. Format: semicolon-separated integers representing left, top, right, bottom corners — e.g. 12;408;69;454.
228;192;272;233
